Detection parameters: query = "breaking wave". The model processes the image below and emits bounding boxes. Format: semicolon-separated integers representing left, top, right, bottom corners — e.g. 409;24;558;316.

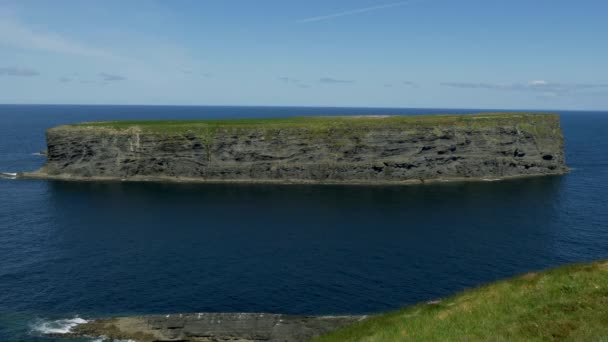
1;172;17;179
30;317;88;335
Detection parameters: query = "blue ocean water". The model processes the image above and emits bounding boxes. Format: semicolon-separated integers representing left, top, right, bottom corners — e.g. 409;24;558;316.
0;105;607;341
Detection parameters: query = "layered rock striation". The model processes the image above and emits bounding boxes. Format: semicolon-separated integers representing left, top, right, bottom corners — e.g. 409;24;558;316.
27;113;568;183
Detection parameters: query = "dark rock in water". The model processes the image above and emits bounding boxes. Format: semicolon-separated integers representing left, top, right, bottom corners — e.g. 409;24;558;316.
69;313;366;342
40;149;48;156
25;114;568;184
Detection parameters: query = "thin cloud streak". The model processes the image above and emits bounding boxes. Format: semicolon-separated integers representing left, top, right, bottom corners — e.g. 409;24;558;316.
99;72;126;81
279;76;311;88
441;81;608;95
279;76;301;83
0;66;39;77
297;1;415;23
319;77;355;84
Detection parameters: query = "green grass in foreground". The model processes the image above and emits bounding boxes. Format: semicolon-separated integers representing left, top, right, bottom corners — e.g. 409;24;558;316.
314;260;608;341
68;113;558;134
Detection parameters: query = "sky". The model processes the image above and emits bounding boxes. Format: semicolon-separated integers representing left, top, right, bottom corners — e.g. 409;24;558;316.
0;0;607;110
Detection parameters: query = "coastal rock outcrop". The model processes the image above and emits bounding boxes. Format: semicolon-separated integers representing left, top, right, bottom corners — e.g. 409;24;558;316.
67;313;365;342
27;114;568;183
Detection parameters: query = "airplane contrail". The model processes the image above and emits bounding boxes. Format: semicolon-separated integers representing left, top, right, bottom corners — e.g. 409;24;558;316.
297;1;417;23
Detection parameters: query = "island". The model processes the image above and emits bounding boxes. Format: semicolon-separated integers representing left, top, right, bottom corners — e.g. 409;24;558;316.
23;113;568;183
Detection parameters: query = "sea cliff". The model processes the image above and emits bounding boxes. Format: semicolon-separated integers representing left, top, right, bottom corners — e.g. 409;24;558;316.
26;113;568;183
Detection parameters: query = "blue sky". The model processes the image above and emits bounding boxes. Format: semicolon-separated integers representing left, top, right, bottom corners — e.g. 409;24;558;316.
0;0;607;109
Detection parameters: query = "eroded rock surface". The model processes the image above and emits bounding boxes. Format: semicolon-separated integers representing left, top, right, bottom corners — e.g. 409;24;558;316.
70;313;366;342
29;114;568;183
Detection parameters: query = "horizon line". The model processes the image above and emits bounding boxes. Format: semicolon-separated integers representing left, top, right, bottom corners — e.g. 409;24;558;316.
0;103;603;112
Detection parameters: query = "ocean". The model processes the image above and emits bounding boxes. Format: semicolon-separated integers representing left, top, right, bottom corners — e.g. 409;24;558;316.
1;105;607;341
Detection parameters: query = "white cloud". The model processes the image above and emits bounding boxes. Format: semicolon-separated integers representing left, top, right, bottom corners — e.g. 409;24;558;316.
0;12;118;59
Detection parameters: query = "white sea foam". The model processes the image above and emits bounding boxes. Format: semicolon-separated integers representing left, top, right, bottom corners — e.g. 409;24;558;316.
89;338;137;342
31;317;88;335
1;172;17;179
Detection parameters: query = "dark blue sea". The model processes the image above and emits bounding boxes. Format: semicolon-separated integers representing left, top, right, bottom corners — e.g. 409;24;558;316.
1;105;607;341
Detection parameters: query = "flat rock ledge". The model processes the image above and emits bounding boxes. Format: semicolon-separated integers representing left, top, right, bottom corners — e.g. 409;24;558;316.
66;313;366;342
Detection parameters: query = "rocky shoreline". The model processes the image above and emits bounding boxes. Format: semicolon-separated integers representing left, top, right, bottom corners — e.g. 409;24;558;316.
19;170;563;185
62;313;366;342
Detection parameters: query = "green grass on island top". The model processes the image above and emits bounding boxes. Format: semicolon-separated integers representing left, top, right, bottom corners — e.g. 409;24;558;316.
66;113;559;134
314;260;608;342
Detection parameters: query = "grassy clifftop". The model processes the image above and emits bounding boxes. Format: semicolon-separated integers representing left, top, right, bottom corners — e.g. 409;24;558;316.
61;113;560;138
314;260;608;341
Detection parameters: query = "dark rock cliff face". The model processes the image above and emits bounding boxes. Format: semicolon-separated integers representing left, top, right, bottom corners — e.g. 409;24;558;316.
34;115;567;183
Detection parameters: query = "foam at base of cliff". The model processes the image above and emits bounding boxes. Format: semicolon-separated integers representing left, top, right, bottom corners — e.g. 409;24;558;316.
34;113;567;183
